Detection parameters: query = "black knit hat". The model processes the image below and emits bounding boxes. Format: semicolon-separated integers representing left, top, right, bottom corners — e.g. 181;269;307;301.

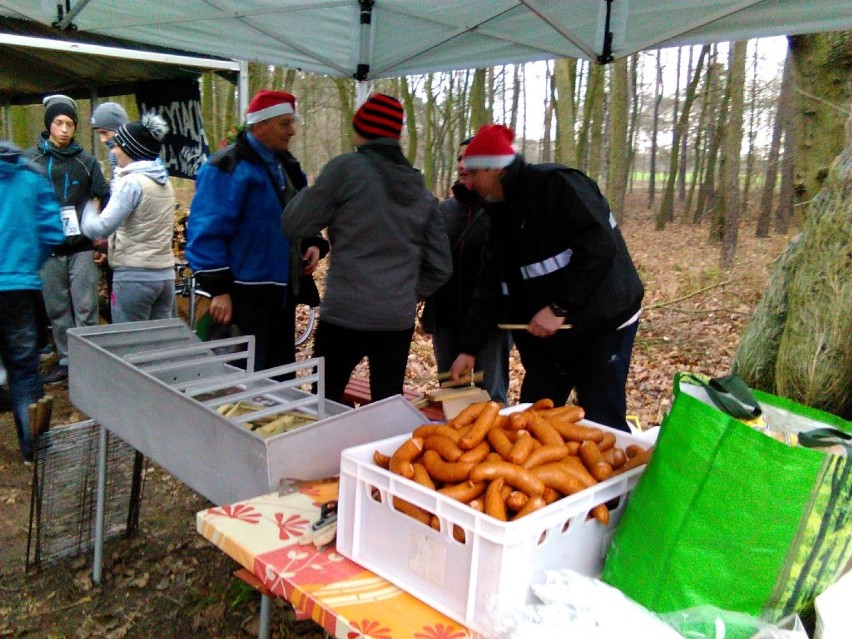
113;112;169;161
43;95;78;130
352;93;403;141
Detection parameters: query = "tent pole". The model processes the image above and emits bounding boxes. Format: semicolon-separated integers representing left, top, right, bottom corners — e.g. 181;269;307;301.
238;60;249;122
354;0;374;108
90;88;99;155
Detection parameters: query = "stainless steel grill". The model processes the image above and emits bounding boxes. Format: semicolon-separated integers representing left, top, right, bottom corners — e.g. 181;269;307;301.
68;319;425;506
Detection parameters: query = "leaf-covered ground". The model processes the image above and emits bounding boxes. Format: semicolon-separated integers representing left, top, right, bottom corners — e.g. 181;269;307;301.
0;198;794;638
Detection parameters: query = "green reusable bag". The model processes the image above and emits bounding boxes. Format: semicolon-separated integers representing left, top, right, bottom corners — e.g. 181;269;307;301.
602;372;852;625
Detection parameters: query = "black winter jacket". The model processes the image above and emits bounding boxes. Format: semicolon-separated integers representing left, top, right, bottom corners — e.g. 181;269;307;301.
421;181;494;333
459;156;643;358
25;133;108;255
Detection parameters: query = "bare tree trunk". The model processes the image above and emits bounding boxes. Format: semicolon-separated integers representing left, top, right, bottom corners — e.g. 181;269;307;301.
334;78;355;153
678;46;694;201
607;58;629;223
542;62;554;163
658;45;709;230
399;76;418;165
756;48;792;237
720;41;748;269
509;65;521;132
554;58;577;166
627;54;641;193
697;58;727;224
648;49;663;207
577;62;602;171
788;32;852;203
470;68;489;132
668;46;682;220
587;65;605;182
739;41;760;219
423;74;435;188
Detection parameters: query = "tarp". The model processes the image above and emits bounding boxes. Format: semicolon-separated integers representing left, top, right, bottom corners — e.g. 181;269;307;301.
0;16;238;105
1;1;850;83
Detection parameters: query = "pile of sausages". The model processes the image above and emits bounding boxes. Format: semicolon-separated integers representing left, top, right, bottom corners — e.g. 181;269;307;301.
374;400;653;534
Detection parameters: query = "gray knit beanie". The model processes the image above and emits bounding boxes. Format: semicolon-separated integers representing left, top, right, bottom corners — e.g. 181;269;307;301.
43;94;78;130
91;102;129;132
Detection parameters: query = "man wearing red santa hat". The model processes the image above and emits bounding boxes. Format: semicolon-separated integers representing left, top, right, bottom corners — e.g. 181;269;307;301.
186;90;328;370
450;124;644;431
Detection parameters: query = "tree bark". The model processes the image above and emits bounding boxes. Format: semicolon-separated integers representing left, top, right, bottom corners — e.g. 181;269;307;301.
720;41;748;269
587;64;605;182
399;76;418;165
756;46;792;237
607;58;629;223
469;68;490;132
657;45;709;230
554;58;577;166
788;32;852;204
647;49;663;208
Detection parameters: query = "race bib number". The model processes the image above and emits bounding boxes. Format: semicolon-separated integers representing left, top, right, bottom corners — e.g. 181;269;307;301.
60;206;81;237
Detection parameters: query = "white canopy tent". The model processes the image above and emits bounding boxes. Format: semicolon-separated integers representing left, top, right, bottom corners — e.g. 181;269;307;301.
2;1;850;83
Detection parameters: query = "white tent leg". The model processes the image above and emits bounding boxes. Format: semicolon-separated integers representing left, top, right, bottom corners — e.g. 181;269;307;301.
238;60;249;122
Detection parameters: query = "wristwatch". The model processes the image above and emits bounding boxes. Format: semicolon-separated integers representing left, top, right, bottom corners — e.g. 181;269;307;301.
549;302;568;317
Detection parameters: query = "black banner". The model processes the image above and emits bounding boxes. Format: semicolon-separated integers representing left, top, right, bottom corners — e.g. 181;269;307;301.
135;79;209;180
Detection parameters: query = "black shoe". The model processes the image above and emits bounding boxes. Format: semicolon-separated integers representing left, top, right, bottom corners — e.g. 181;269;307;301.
0;387;11;412
43;365;68;385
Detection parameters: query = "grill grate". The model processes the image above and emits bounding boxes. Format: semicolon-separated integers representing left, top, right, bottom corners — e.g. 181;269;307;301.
26;420;144;571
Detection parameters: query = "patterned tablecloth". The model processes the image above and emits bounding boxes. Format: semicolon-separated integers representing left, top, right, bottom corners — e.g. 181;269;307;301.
196;478;471;639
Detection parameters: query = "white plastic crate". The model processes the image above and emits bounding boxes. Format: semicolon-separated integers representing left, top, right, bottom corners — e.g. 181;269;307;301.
337;420;652;634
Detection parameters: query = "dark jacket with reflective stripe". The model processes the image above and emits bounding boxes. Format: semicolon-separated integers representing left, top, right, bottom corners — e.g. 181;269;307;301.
459;156;643;357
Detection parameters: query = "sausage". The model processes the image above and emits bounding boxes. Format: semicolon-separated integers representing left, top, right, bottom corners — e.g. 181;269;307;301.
411;462;436;490
486;427;514;459
450;401;489;429
483;477;508;521
521;444;570;469
389;437;424;479
579;440;614;482
550;420;605;443
598;432;617;452
529;398;555;411
601;447;627;469
421;449;476;483
530;463;586;496
505;490;528;512
458;401;501;450
560;455;598;488
591;503;610;526
511;495;546;520
413;423;441;440
438;480;487;503
458;440;491;464
423;434;463;462
614;446;654;475
541;404;585;423
469;460;545;497
528;415;565;447
373;450;391;469
506;433;537;465
392;497;432;526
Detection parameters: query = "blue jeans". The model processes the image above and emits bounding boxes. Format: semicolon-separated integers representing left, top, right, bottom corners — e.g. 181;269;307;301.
0;291;45;460
111;279;175;324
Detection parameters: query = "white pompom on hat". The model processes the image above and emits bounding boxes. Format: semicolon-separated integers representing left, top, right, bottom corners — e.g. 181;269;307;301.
113;112;169;161
246;90;298;124
462;124;517;169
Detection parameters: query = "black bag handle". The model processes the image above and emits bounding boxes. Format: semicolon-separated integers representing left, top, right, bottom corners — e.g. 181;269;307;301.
694;374;763;421
798;428;852;455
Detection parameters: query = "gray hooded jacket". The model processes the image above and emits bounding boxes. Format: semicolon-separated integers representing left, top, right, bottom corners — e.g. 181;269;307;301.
282;138;451;331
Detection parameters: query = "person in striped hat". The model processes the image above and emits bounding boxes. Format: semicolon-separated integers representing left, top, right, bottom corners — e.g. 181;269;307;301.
282;93;452;404
186;90;328;370
449;123;645;431
81;113;177;324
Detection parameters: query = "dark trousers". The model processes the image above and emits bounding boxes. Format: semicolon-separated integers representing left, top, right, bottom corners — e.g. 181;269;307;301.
230;289;290;371
519;321;639;431
0;291;45;460
312;320;415;404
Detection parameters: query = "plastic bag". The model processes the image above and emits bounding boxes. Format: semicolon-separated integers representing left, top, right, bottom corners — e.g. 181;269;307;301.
661;605;809;639
473;569;682;639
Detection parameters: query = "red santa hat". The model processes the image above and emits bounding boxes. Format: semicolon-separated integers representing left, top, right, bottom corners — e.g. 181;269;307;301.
246;90;298;124
462;124;516;169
